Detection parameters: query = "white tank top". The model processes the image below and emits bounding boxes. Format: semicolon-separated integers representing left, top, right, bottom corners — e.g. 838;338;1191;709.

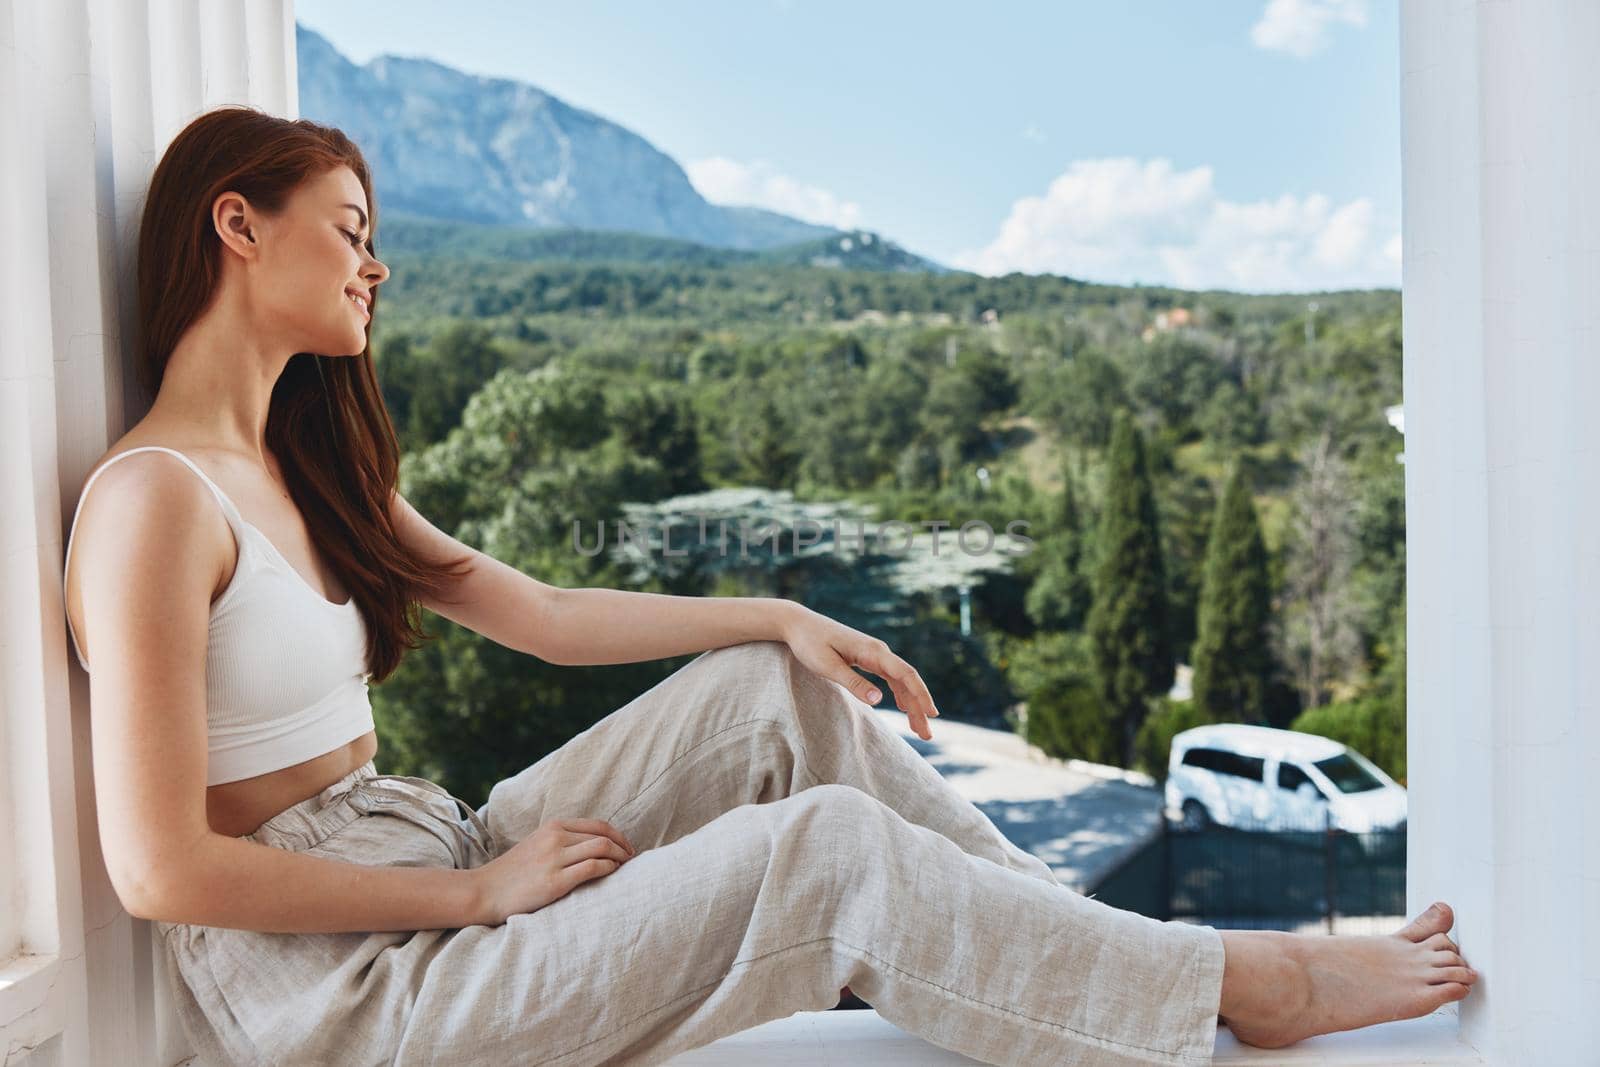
62;446;375;785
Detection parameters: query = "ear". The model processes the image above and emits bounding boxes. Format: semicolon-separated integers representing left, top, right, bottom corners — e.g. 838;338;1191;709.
213;190;259;260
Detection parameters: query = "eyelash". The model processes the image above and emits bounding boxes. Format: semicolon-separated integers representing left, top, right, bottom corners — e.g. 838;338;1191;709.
342;228;365;249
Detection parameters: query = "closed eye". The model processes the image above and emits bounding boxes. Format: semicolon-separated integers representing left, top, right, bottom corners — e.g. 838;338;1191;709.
341;228;365;248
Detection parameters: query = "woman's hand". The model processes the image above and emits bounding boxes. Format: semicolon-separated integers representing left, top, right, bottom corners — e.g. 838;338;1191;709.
780;606;941;740
470;817;637;926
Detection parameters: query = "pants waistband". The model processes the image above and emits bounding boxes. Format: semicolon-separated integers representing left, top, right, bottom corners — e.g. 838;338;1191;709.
246;760;495;863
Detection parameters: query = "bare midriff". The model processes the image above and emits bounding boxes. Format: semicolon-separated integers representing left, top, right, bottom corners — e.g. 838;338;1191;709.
205;730;378;838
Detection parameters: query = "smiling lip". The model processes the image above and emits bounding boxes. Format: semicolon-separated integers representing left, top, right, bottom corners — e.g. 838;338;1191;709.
345;289;370;320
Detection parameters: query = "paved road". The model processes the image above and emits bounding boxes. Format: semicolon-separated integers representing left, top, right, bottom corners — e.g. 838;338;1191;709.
865;708;1165;893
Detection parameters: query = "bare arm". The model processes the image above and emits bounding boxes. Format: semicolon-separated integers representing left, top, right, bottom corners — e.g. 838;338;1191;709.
386;495;942;738
535;588;803;666
388;491;807;667
76;457;492;934
132;832;488;932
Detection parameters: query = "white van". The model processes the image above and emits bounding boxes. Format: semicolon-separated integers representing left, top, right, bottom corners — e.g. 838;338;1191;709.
1164;723;1407;837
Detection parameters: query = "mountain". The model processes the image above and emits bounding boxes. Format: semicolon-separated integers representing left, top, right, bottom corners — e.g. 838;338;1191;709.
294;23;906;257
372;214;949;273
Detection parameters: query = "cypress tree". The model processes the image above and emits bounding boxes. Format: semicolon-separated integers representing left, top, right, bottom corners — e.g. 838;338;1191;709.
1024;459;1093;631
1087;414;1173;766
1190;463;1273;723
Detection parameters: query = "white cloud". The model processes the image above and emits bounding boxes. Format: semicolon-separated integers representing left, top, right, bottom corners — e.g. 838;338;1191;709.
685;156;863;229
1312;198;1372;268
1250;0;1368;59
950;156;1399;293
1383;231;1402;267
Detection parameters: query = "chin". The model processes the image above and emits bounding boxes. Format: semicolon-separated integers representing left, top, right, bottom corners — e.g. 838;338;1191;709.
331;328;369;356
309;340;367;359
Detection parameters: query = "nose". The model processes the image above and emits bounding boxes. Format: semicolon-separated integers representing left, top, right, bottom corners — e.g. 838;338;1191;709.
364;253;390;286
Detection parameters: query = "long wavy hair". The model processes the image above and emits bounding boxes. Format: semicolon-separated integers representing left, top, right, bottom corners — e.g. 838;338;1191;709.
135;104;472;682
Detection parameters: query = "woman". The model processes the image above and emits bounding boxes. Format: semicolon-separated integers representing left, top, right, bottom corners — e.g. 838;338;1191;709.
61;106;1476;1067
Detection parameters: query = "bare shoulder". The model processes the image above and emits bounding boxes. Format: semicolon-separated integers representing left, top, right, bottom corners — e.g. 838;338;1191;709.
66;443;236;667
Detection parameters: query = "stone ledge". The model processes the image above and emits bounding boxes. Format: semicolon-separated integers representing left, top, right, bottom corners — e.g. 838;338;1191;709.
663;1007;1485;1065
167;1007;1484;1065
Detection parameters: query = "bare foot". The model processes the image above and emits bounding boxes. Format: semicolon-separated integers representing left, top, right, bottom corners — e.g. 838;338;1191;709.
1217;901;1479;1049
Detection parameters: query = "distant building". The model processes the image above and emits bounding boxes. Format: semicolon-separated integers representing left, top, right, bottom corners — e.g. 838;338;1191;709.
1141;306;1193;341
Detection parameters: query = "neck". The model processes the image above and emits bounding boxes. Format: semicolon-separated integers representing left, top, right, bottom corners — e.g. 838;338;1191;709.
148;296;296;465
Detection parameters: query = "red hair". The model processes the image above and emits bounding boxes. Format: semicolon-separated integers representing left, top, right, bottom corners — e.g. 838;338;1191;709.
135;104;472;681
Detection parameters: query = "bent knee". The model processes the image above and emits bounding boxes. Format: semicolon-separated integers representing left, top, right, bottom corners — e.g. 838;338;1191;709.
698;640;810;699
701;639;793;672
787;783;885;847
774;786;895;909
699;641;867;736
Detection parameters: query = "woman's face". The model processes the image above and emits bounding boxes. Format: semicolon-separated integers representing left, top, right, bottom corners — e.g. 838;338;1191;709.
243;165;390;358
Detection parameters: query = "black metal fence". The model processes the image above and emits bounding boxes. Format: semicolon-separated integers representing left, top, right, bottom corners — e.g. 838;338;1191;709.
1088;815;1405;933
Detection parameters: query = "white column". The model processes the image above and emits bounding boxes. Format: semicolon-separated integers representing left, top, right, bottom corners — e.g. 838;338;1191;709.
1;1;297;1063
1402;1;1600;1063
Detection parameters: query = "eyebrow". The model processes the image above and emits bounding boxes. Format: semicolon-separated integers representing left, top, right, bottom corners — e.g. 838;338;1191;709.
340;203;369;233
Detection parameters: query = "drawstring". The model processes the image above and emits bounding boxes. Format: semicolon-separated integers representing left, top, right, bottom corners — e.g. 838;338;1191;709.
319;772;496;865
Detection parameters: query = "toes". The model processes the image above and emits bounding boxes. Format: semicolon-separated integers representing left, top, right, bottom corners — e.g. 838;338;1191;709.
1423;931;1460;953
1430;966;1477;985
1399;901;1454;942
1417;983;1469;1014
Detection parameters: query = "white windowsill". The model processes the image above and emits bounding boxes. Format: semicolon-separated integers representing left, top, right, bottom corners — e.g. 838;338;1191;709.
1214;1008;1483;1064
0;952;64;1038
662;1008;1484;1065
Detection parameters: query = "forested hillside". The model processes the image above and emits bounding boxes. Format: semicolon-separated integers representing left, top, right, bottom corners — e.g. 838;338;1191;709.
366;245;1406;805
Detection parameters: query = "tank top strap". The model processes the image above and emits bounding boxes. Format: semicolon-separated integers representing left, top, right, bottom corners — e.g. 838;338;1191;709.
62;446;246;672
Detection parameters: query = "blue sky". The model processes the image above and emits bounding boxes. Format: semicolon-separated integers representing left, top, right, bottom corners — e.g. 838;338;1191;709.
295;0;1399;293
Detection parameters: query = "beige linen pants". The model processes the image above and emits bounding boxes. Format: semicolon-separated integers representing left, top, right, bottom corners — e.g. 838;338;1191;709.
155;640;1225;1066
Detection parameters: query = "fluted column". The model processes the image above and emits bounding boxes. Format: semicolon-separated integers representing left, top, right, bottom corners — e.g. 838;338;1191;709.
1402;1;1600;1063
1;2;297;1063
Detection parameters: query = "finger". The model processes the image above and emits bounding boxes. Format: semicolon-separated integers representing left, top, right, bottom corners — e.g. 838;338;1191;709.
558;819;635;857
856;644;939;737
838;665;886;707
561;834;631;867
561;857;621;888
885;656;940;724
892;678;933;740
558;818;637;856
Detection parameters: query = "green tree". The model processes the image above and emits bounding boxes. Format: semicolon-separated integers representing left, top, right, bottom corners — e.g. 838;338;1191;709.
1154;464;1216;657
952;345;1019;415
370;363;683;805
711;383;802;487
1026;347;1126;449
1087;414;1174;766
1122;333;1225;436
1024;461;1093;632
1134;697;1213;783
1281;551;1406;782
611;383;708;496
377;322;507;453
1009;631;1117;765
1190;464;1274;723
1277;430;1363;710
